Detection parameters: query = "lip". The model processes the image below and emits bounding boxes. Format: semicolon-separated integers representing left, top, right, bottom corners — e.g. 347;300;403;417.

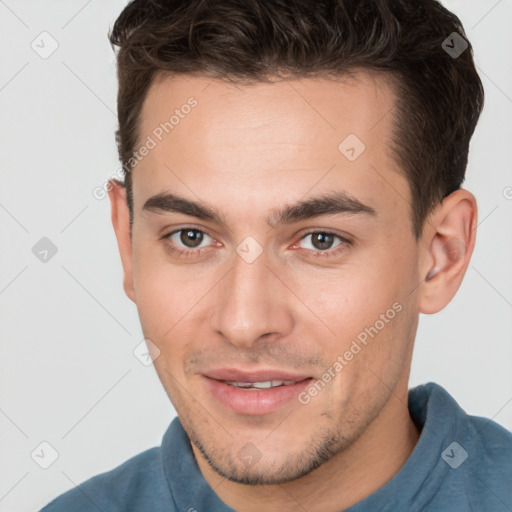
202;369;313;415
204;368;312;382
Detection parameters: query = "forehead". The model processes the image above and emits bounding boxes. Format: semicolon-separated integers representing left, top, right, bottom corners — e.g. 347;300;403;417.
139;70;396;151
132;71;409;230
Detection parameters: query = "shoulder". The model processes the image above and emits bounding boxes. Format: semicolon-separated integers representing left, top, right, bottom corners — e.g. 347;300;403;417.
445;413;512;510
466;414;512;479
410;383;512;510
40;446;175;512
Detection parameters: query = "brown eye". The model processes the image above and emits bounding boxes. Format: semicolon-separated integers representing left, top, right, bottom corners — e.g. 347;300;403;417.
300;232;343;252
179;229;204;248
164;228;213;255
294;231;352;259
311;233;335;250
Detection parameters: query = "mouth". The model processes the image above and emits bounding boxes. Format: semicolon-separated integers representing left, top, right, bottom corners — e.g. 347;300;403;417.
224;379;304;389
202;369;314;415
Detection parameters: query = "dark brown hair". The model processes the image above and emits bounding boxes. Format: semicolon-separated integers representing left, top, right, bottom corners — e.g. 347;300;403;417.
109;0;484;239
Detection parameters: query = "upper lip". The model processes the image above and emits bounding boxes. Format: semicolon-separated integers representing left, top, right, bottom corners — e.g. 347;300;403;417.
203;368;313;382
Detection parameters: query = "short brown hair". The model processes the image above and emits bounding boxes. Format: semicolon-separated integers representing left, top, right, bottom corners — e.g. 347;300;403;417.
109;0;484;239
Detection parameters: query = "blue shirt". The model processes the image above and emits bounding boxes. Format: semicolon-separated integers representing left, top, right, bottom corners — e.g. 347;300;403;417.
41;382;512;511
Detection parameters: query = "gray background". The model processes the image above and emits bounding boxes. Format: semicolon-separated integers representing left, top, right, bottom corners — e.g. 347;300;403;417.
0;1;511;510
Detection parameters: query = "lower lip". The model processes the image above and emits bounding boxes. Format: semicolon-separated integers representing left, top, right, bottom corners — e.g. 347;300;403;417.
203;376;313;415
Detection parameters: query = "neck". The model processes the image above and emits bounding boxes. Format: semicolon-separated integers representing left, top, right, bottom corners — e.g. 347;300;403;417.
192;384;421;512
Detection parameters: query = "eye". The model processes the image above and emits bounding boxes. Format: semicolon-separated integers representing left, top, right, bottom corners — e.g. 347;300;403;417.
162;227;214;257
161;227;351;259
297;231;351;257
172;228;211;248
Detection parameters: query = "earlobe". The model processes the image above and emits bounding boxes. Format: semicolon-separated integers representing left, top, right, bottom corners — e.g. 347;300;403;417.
107;179;136;303
418;189;477;314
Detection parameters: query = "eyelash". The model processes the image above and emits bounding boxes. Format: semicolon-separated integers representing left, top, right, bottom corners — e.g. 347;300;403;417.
161;226;352;259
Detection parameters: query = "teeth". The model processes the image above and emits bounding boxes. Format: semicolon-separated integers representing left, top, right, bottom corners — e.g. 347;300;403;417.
225;380;297;389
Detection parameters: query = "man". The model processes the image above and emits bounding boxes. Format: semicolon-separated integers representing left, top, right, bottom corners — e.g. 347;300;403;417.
41;0;512;510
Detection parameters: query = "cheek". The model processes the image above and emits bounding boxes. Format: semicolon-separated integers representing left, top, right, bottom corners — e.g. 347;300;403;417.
131;247;185;337
131;245;219;356
297;250;413;370
297;263;399;332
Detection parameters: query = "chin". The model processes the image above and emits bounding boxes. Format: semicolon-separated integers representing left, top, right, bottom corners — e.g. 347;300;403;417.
190;425;347;485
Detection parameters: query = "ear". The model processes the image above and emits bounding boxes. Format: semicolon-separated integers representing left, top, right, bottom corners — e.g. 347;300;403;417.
107;179;136;303
418;189;477;314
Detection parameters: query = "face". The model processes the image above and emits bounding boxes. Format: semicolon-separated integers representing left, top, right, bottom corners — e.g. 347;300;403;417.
117;72;425;484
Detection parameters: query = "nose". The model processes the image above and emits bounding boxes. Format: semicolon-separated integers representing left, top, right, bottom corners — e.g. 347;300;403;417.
208;246;294;349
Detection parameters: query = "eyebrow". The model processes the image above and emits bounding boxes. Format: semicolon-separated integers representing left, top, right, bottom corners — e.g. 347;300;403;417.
142;190;377;227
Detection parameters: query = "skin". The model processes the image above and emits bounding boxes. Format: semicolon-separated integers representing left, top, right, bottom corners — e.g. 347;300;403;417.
108;71;477;512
